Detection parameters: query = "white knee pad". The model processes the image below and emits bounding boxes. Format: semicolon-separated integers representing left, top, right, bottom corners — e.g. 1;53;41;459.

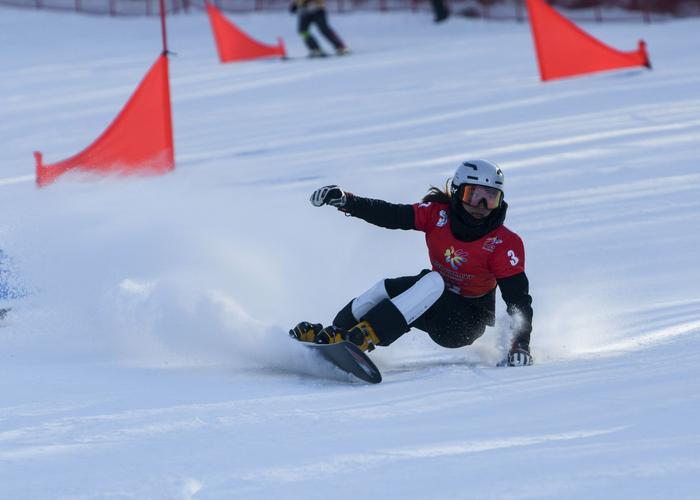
391;271;444;325
351;279;389;322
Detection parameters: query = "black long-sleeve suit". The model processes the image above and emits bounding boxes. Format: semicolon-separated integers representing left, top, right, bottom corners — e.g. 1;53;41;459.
337;195;533;350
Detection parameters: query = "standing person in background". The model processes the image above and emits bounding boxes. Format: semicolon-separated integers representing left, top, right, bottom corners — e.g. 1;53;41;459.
289;0;349;57
430;0;450;23
291;160;534;368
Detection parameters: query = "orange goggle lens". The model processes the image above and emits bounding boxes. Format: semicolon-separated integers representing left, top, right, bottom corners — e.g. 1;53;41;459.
461;185;503;209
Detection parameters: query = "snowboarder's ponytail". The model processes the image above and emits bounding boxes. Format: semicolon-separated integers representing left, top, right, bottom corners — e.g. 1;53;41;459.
421;179;452;204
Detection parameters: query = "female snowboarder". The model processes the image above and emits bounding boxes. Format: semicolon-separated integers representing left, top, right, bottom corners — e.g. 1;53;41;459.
291;159;533;367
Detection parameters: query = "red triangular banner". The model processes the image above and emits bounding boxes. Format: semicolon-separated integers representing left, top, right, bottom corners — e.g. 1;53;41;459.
206;2;286;63
526;0;651;81
35;54;175;187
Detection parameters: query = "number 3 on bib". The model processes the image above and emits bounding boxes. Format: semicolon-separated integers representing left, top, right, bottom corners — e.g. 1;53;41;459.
507;249;519;266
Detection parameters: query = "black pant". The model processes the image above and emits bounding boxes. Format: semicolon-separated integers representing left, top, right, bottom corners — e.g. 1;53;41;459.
429;0;450;22
334;270;495;349
298;9;345;51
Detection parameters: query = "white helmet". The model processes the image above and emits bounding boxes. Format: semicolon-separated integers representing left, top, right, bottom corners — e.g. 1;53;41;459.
450;159;504;195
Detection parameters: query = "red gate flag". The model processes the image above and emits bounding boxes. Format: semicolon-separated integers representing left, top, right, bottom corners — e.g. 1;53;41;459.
35;54;175;187
206;2;286;63
526;0;651;82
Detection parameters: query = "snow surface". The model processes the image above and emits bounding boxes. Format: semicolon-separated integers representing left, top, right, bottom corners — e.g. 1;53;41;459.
1;7;700;499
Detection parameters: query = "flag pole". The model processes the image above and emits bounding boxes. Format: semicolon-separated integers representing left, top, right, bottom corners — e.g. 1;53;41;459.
159;0;169;55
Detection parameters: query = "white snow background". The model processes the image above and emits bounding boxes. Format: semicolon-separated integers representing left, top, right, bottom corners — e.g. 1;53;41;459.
1;7;699;499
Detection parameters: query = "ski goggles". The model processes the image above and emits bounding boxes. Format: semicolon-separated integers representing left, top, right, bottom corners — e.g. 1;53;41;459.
459;184;503;209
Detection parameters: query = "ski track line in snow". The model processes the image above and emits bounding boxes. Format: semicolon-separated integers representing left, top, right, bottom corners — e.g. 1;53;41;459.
174;98;700;171
381;128;700;179
516;172;700;207
3;372;587;464
169;53;440;103
511;173;700;231
2;348;657;463
0;385;499;456
1;48;443;116
578;320;700;356
0;443;98;461
505;435;700;480
377;116;700;173
174;119;699;186
204;113;700;174
6;66;698;178
10;108;700;185
1;54;154;81
518;203;700;239
0;399;114;422
615;300;700;326
619;297;700;316
272;96;700;150
0;175;34;186
84;61;700;120
10;92;700;171
9;113;695;200
0;81;156;116
235;427;625;483
171;92;583;165
616;313;700;342
481;109;700;148
0;99;157;135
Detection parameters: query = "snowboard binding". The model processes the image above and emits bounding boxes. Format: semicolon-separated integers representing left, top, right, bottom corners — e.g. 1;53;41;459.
289;321;323;343
291;321;380;352
289;322;383;384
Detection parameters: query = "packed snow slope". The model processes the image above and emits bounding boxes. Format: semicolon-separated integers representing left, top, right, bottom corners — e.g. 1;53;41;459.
1;7;700;499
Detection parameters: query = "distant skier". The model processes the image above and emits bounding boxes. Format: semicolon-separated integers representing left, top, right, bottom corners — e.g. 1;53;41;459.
291;160;534;367
289;0;349;57
430;0;450;23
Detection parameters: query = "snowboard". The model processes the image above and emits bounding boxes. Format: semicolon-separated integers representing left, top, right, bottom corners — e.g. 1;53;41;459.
282;51;352;61
301;341;382;384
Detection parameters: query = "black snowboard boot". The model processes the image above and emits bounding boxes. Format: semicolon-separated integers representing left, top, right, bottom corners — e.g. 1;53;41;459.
315;325;346;345
289;321;323;343
316;321;381;352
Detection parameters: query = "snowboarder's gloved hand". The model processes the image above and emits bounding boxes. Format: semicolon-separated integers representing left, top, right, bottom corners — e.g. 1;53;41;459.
506;346;533;367
310;185;347;208
497;343;533;367
288;2;297;13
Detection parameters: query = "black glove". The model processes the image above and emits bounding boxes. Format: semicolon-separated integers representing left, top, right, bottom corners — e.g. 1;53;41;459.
310;185;347;208
507;347;533;366
289;2;298;13
497;344;533;367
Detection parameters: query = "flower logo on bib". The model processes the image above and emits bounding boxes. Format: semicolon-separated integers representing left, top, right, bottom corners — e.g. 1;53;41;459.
444;246;468;270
